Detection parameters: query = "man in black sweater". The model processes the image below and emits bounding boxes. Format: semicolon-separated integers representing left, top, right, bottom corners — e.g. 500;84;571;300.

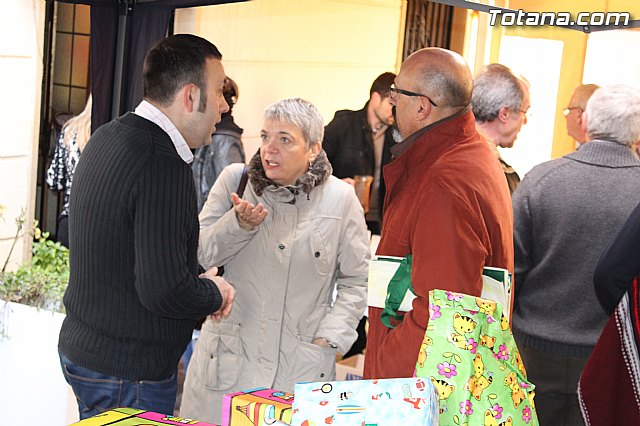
58;34;235;420
322;72;395;360
322;72;395;235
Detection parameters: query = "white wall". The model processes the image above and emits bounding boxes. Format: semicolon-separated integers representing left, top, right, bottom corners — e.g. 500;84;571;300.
497;36;564;177
0;0;44;270
583;29;640;87
179;0;404;157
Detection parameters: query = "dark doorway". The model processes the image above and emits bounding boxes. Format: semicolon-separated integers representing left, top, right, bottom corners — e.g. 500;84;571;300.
36;1;91;241
403;0;455;59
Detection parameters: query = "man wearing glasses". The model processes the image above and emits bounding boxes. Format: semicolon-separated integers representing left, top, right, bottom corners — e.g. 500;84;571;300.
564;84;599;149
363;48;514;380
472;63;531;194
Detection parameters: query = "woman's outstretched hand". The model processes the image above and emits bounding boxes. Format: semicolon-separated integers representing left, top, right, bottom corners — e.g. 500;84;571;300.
231;192;268;231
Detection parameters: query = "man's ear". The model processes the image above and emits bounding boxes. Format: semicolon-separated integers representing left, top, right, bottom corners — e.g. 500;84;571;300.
182;83;199;113
498;106;511;123
416;97;432;120
580;110;588;135
370;91;381;106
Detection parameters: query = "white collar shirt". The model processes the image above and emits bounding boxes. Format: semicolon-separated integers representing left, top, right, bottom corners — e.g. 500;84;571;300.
134;100;194;164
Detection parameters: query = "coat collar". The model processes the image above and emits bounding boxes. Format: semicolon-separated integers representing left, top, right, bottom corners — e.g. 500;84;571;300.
389;108;478;172
248;149;332;198
565;139;640;168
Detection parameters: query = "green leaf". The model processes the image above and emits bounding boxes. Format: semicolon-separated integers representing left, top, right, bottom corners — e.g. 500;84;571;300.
0;226;68;313
453;354;462;363
488;393;497;399
443;352;454;358
453;415;460;424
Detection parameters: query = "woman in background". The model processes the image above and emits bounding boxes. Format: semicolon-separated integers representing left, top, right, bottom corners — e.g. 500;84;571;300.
181;98;370;423
46;96;92;247
191;77;245;212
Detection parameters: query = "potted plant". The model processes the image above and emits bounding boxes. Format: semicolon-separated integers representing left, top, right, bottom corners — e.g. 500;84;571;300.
0;206;74;424
0;207;69;318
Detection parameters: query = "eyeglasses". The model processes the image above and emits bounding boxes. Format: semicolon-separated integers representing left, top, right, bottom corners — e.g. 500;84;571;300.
389;84;437;107
563;107;582;116
518;108;532;119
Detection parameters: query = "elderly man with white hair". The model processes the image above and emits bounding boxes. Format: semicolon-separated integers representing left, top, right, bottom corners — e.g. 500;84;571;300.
511;84;640;426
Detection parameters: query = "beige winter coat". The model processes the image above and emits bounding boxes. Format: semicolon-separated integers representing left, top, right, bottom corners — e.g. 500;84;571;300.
181;152;369;423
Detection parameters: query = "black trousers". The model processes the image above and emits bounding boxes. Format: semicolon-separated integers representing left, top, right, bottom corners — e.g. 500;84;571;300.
518;343;589;426
57;214;69;248
343;316;368;359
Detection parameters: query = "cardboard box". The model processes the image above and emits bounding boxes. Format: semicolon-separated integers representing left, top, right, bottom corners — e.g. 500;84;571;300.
335;354;365;381
221;388;293;426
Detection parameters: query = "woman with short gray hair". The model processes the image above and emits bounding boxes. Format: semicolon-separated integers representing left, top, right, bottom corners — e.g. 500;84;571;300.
181;98;370;423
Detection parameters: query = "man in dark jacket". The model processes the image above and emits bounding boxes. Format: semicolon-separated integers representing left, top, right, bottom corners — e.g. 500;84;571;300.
323;72;395;235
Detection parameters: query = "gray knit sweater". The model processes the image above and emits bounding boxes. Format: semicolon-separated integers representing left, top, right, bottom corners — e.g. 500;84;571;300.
512;140;640;357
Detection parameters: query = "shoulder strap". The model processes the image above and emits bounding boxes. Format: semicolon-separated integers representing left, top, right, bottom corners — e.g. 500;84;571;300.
217;164;249;277
236;164;249;198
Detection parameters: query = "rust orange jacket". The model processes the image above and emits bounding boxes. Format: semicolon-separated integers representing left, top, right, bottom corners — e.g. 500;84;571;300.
363;109;514;379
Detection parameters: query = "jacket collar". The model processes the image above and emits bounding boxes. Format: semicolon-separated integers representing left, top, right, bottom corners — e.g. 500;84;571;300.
390;107;473;160
248;149;332;198
389;108;478;171
216;113;243;135
485;140;517;174
565;139;640;168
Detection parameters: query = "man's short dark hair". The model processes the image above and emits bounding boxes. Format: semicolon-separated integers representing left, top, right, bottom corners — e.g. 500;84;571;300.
143;34;222;111
370;72;396;98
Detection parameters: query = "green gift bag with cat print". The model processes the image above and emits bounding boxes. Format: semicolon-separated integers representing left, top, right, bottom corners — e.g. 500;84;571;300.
415;289;538;426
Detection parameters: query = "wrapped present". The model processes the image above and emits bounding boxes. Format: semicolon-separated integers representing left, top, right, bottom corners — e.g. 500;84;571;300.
70;408;138;425
415;289;538;425
222;388;293;426
291;377;439;425
71;408;218;425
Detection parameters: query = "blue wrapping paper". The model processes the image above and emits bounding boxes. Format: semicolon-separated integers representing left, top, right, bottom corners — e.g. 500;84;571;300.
291;377;439;425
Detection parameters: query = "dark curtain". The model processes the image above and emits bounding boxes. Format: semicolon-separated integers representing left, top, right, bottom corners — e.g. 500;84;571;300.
56;0;248;132
89;4;172;132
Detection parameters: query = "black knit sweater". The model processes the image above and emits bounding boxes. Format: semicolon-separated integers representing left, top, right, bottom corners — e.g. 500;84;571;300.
59;113;222;381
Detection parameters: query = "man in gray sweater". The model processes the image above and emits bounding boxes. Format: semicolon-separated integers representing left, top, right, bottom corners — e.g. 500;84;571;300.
512;84;640;425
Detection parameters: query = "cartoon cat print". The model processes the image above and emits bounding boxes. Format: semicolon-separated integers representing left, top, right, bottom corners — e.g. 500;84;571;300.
504;372;526;408
466;353;493;400
484;409;513;426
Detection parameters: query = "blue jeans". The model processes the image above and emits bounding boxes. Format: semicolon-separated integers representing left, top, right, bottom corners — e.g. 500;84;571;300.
181;329;200;374
59;350;177;420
